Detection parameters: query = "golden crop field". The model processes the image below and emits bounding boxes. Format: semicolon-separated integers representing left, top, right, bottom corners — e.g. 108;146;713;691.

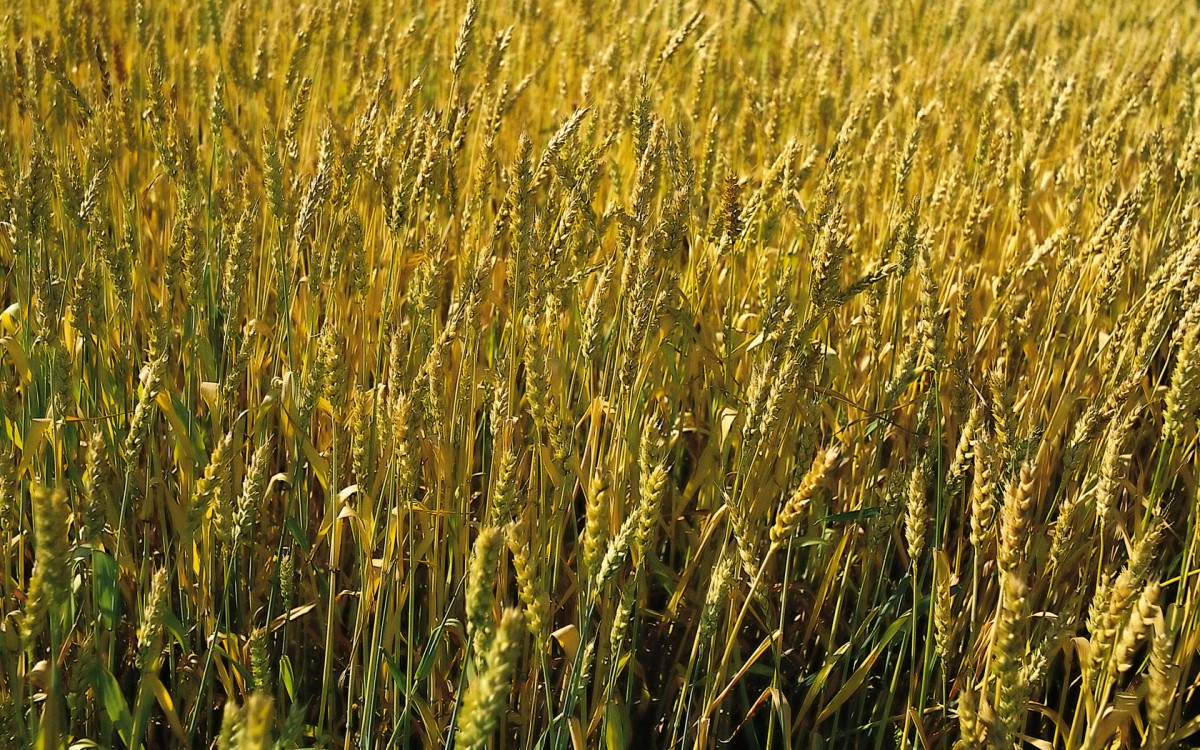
2;0;1200;747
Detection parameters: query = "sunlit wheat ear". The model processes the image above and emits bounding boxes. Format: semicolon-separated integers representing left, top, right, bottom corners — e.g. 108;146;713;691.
1112;579;1158;676
506;519;550;649
123;353;168;463
770;446;840;548
595;507;637;593
945;400;984;496
0;451;15;535
198;431;237;551
1163;296;1200;443
933;551;957;664
219;693;273;750
997;457;1035;572
581;473;609;583
634;444;669;568
968;431;997;551
1148;614;1178;747
989;361;1015;469
249;627;271;694
234;438;273;551
903;461;928;565
699;553;734;648
1093;406;1138;529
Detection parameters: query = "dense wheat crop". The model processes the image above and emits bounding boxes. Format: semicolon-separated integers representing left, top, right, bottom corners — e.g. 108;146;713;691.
2;0;1200;747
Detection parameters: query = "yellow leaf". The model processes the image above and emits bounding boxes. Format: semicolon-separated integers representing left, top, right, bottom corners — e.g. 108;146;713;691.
155;392;198;465
16;419;50;478
0;303;20;334
199;381;221;413
1;336;32;384
269;603;318;633
146;674;187;743
816;613;910;723
552;624;580;660
604;700;631;750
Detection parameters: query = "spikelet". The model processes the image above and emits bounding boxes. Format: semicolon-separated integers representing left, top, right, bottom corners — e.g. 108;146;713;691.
23;485;72;642
222;204;257;322
136;568;169;671
717;172;742;249
350;387;376;488
263;127;284;223
199;432;237;549
608;583;637;655
282;78;313;160
1047;483;1085;575
635;456;668;568
904;461;928;565
234;439;273;550
969;435;997;550
391;391;417;504
957;680;988;750
989;362;1015;469
218;699;242;750
278;548;295;606
0;450;15;534
507;520;550;649
933;551;957;664
124;353;168;462
242;694;273;750
487;446;518;527
581;474;609;583
1094;407;1137;527
219;693;273;750
945;401;984;496
1163;296;1200;442
454;609;523;750
1148;617;1178;746
70;258;100;342
997;458;1036;572
248;627;271;693
990;569;1029;748
810;209;848;310
1112;579;1158;675
1088;524;1161;688
596;510;638;591
771;446;840;548
465;527;503;650
728;496;762;581
450;0;479;83
580;258;615;362
82;431;111;543
700;553;734;644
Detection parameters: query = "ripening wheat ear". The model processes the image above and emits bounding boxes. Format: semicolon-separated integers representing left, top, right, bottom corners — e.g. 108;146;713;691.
1163;296;1200;443
506;519;551;649
581;473;609;583
770;445;840;548
466;527;503;652
454;609;523;750
23;484;71;643
904;460;928;565
137;568;169;672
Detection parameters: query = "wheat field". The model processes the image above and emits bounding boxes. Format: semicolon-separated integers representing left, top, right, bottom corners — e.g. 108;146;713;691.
1;0;1199;747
